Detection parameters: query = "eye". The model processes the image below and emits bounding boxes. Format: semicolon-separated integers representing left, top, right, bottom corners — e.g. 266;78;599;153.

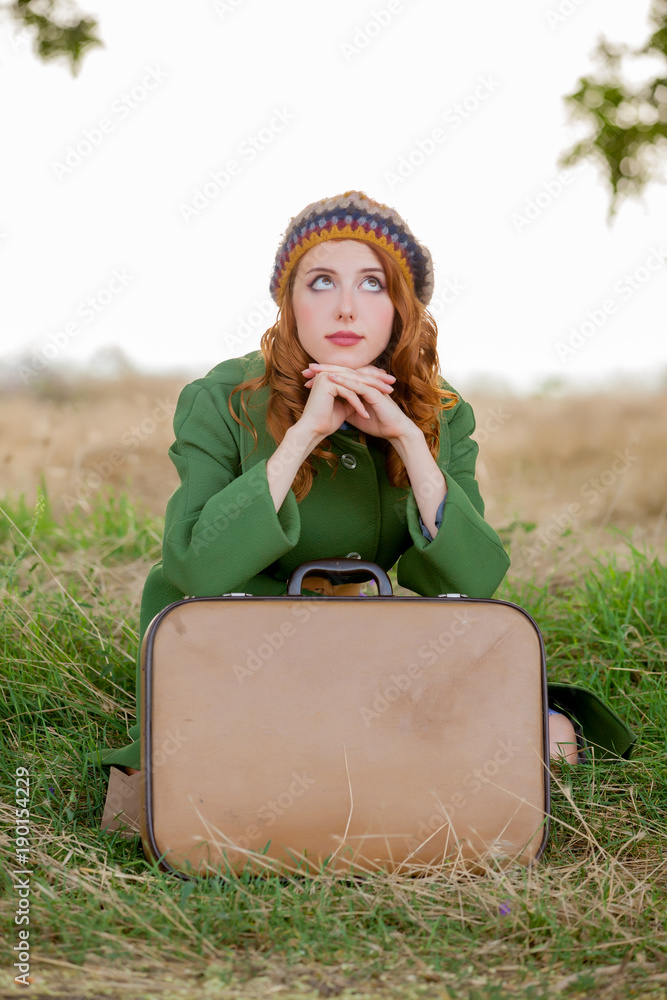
361;275;385;291
308;274;334;290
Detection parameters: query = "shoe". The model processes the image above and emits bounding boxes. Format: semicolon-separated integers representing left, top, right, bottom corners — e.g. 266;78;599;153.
101;766;142;838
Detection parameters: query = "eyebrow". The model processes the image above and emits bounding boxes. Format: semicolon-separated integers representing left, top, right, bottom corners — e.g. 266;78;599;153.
304;266;385;275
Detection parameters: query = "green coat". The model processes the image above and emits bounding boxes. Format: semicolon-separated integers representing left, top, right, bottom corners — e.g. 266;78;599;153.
100;351;635;771
101;351;510;770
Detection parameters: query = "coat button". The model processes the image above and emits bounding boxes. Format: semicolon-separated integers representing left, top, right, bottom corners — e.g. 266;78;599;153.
341;453;357;470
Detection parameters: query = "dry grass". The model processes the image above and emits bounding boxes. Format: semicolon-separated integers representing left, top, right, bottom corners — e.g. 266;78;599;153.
2;760;666;1000
0;373;185;520
2;373;665;588
1;383;666;997
2;780;666;999
471;390;667;585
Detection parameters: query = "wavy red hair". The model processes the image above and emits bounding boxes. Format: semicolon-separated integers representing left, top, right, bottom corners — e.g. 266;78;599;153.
230;241;457;501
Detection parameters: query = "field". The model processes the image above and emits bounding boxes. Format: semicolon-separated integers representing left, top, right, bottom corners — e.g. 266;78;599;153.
1;373;666;999
2;371;666;586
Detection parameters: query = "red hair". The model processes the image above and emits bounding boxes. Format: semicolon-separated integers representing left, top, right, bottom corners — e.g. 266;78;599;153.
230;241;457;501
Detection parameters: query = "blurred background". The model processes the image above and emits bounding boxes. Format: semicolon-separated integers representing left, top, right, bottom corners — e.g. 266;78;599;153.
1;0;666;580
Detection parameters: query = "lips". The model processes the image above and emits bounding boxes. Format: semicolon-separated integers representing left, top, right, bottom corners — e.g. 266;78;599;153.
326;332;362;345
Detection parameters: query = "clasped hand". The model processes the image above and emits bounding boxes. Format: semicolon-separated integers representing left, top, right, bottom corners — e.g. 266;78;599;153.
300;363;415;442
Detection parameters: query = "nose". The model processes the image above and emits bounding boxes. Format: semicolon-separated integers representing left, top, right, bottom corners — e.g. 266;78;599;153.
335;284;355;321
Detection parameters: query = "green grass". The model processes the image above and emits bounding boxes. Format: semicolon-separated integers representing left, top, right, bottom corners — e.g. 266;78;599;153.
1;489;666;999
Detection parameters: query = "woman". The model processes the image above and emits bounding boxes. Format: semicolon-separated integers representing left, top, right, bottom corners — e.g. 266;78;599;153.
101;191;579;831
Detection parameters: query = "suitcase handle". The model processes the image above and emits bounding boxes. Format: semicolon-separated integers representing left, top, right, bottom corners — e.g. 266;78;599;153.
286;559;393;596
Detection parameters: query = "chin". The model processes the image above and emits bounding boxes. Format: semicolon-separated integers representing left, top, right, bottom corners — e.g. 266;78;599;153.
317;348;375;369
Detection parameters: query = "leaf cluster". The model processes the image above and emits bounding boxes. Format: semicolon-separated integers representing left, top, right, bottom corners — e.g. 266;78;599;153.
8;0;102;74
560;0;667;217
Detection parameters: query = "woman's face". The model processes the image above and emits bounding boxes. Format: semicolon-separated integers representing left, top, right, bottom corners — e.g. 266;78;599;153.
291;240;395;368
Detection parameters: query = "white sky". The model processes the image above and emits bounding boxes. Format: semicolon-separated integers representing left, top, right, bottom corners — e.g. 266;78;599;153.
1;0;666;394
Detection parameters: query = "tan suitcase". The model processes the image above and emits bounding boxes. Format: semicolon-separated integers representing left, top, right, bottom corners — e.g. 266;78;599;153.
140;560;550;876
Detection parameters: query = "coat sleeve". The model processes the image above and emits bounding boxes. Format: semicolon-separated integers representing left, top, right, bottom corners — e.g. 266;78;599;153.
161;383;301;596
396;398;510;598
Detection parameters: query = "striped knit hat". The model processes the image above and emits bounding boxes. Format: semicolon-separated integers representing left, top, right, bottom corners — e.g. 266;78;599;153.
270;191;434;307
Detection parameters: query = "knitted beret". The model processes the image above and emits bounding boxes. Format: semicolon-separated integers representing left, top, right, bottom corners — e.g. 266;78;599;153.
270;191;434;307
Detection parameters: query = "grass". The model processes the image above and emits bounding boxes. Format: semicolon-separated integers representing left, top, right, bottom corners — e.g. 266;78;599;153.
1;488;666;999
